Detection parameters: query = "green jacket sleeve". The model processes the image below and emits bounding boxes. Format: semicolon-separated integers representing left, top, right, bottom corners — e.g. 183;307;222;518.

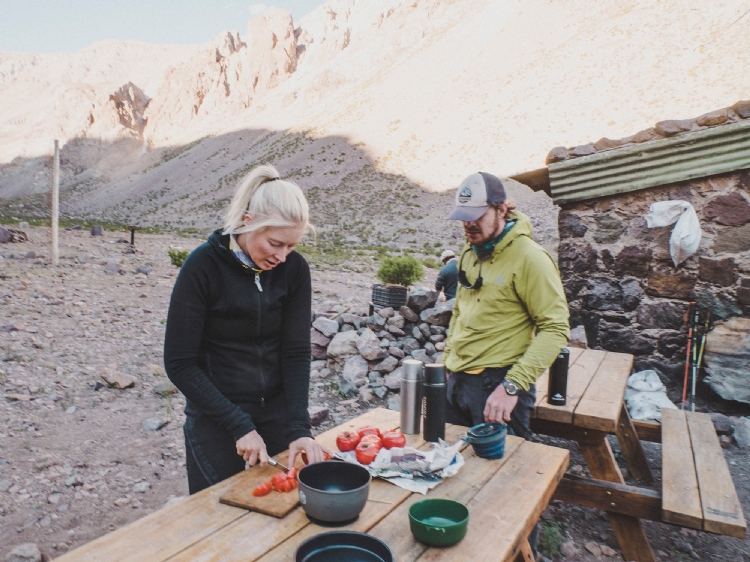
505;250;570;391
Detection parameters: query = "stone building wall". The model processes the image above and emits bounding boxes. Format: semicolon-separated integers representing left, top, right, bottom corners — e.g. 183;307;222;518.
558;168;750;400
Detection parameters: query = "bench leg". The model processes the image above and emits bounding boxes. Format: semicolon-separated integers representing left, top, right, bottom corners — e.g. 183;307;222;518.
616;405;655;483
512;539;535;562
580;438;656;562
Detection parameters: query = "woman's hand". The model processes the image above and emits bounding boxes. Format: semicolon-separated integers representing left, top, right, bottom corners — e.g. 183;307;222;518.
288;437;330;467
236;430;269;466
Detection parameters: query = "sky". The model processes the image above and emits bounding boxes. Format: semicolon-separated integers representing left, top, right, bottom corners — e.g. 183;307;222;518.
0;0;327;53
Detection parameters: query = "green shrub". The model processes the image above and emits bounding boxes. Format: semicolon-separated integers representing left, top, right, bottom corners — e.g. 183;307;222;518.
422;257;439;269
377;255;424;287
538;520;564;559
168;248;190;267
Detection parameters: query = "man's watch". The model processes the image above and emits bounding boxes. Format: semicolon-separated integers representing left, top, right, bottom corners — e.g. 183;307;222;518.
502;379;519;396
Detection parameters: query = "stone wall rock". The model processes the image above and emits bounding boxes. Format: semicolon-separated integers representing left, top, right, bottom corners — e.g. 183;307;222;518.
703;317;750;404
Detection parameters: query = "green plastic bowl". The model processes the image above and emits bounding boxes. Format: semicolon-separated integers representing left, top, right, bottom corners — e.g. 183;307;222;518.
409;498;469;547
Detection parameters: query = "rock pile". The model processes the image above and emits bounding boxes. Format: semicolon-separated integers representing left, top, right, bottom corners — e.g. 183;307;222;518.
309;290;455;406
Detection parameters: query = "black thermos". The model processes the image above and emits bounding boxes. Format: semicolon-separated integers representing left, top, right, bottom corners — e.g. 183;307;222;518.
423;363;447;442
547;348;570;406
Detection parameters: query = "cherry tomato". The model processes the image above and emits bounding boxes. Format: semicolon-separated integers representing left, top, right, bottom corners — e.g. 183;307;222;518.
252;481;272;497
336;430;362;452
355;441;379;465
360;434;383;449
357;426;382;439
382;431;406;449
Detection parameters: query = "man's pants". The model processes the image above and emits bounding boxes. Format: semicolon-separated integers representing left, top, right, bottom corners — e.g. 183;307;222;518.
446;367;539;555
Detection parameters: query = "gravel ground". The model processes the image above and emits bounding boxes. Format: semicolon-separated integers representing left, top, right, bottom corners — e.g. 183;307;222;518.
0;226;747;561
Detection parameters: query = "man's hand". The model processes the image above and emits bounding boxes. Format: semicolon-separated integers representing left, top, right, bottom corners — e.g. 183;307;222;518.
484;383;518;423
236;430;269;466
288;437;330;467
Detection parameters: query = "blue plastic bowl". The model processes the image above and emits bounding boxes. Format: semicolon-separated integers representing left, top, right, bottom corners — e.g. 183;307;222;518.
465;422;506;459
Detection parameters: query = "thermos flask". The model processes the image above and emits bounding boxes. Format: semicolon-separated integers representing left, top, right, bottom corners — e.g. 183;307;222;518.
423;363;447;442
547;348;570;406
400;359;423;435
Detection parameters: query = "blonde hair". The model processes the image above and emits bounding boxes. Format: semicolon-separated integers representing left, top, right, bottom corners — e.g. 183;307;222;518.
222;164;311;236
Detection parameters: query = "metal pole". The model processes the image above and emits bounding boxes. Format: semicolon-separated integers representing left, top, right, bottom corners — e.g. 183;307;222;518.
51;140;60;266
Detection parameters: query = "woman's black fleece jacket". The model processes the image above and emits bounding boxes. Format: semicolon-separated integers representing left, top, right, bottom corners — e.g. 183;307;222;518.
163;229;312;443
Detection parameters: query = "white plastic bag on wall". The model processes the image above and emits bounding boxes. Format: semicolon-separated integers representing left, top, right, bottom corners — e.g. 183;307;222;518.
644;200;702;266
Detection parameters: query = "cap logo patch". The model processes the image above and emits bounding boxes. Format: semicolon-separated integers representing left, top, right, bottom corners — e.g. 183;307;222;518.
458;186;472;204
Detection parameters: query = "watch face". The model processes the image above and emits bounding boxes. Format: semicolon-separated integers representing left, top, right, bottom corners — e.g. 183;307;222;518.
503;380;518;395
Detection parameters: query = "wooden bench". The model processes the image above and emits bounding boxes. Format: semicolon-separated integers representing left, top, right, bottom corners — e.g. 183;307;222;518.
660;408;745;537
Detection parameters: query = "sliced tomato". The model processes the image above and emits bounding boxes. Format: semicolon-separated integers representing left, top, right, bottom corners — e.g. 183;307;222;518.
271;472;288;487
252;481;272;497
382;431;406;449
355;441;379;465
336;430;362;452
357;426;382;439
287;468;297;481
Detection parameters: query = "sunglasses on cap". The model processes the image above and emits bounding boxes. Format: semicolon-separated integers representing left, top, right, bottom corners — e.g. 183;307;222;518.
457;248;483;290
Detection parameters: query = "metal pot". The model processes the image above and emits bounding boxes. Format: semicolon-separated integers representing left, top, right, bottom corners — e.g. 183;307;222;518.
295;531;394;562
297;461;371;523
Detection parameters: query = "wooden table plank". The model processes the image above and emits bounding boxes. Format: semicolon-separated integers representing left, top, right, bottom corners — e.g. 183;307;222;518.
534;348;606;424
415;440;568;561
372;435;526;562
661;408;703;529
686;412;747;538
573;351;632;433
534;346;585;407
55;478;246;562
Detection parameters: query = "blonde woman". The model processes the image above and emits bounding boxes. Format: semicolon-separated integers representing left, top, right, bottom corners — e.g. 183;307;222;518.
164;164;328;494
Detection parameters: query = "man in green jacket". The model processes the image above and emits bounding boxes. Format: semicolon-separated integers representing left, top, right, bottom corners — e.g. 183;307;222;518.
443;172;569;438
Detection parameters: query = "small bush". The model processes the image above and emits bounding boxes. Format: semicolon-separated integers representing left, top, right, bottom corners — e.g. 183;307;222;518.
538;520;564;559
377;255;424;287
168;248;190;268
422;257;439;269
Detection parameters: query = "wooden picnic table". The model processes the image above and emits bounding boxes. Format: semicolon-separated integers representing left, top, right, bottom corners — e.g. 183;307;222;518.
531;347;746;562
57;407;568;562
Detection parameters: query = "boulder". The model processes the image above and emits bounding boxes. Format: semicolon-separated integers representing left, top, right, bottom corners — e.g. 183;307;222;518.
387;314;405;329
384;368;401;390
733;99;750;119
696;109;729;127
308;406;329;426
311;343;328;360
376;356;399;374
545;146;569;164
703;317;750;404
585;278;623;311
402;337;420;355
558;242;597;272
646;273;696;299
326;331;359;373
312;317;339;338
412;326;425;342
356;328;387;361
399;305;419;323
310;328;331;347
342;355;369;381
570;144;596;157
709;413;734;436
389;347;405;359
699;256;736;287
365;314;386;331
377;307;395;319
5;543;42;562
101;368;137;389
734;418;750;449
704;192;750;226
614;246;652;276
558;212;587;238
407;290;438;313
713;224;750;253
420;300;454;326
90;225;104;236
654;119;693;136
0;227;11;244
636;301;685;330
593;214;625;244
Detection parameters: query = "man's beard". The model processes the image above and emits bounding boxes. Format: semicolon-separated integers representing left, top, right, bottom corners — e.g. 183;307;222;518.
464;211;501;245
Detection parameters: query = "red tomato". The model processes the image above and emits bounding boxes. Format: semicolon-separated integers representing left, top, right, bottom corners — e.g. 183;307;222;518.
287;468;297;481
271;472;288;487
252;481;272;497
382;431;406;449
355;441;379;465
360;434;383;449
357;426;382;439
336;431;362;452
301;451;331;465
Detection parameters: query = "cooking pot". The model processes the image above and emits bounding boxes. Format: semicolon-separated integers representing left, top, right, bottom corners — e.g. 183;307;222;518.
295;531;394;562
409;498;469;547
462;422;506;459
297;460;371;523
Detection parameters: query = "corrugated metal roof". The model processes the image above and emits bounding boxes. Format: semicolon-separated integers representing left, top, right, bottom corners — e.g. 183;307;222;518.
548;119;750;204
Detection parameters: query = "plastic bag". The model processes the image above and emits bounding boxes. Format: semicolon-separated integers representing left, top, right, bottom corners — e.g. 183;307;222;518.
624;370;676;422
644;200;702;266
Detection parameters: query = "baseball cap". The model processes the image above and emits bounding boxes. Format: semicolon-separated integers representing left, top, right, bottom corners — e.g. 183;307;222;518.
447;172;507;221
439;250;455;262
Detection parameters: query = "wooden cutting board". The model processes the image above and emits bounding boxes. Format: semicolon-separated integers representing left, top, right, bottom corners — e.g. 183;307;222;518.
219;456;301;518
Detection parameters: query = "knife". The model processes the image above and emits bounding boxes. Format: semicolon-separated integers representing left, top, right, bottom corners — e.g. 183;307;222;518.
243;458;291;472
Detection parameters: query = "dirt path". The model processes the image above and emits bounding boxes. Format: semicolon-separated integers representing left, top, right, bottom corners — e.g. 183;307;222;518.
0;227;747;561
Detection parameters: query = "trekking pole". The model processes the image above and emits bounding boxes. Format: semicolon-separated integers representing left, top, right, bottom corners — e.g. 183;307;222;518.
694;310;712;406
680;302;696;409
689;307;700;412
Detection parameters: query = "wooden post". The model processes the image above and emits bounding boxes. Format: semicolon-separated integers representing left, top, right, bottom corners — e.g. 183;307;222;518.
51;140;60;266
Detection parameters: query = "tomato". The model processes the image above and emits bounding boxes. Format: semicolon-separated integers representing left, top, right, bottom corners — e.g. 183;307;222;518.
301;451;331;465
382;431;406;449
271;472;288;487
336;430;362;452
355;441;379;465
252;481;272;497
357;426;382;439
287;468;297;481
360;434;383;449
